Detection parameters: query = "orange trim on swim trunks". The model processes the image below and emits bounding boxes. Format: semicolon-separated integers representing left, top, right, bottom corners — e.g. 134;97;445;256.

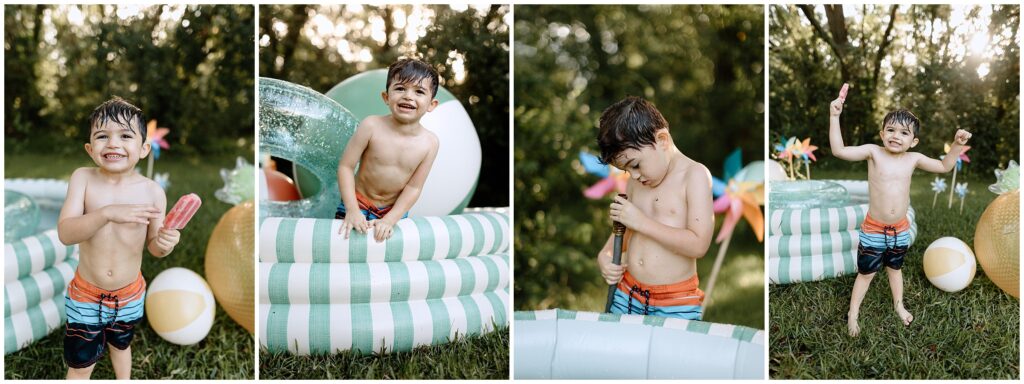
67;271;146;309
861;213;910;234
616;270;704;307
355;191;393;218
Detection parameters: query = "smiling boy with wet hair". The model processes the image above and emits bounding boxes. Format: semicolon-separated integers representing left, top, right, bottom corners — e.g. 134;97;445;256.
595;96;715;320
58;96;179;379
829;85;971;336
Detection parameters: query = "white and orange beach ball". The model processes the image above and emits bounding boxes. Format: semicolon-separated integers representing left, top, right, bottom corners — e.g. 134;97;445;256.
923;237;977;293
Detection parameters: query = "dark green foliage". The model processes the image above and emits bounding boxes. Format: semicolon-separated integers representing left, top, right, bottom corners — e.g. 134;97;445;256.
770;169;1019;379
514;5;765;328
5;5;256;157
258;5;509;208
770;5;1019;174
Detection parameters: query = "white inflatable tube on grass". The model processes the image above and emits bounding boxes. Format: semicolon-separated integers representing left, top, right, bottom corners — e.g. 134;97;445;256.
260;288;509;355
4;229;77;283
261;254;509;304
513;309;764;379
259;212;509;263
4;295;65;355
5;259;77;317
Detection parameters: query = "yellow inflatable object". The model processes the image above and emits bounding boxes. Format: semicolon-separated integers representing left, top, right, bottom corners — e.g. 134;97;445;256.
145;267;215;345
205;200;255;332
923;237;976;292
974;190;1019;298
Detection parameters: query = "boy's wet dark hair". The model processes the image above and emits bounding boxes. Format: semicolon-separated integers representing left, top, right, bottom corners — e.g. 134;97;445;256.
597;96;669;165
882;109;920;137
386;58;440;98
89;97;146;144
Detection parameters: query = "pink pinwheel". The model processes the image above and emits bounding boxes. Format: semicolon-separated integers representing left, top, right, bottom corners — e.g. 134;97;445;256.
147;119;170;160
579;151;629;199
713;173;765;244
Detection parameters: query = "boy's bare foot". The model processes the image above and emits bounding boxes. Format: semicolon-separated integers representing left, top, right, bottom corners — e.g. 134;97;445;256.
895;304;913;326
847;312;860;337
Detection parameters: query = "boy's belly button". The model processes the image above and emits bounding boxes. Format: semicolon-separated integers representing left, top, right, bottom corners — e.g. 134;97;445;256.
106;270;113;277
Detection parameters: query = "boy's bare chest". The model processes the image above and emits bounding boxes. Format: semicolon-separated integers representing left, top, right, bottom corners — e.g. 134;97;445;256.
868;157;915;183
630;183;687;224
365;135;429;169
83;185;155;214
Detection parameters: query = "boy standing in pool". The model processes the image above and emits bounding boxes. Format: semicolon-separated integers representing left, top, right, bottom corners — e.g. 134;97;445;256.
58;97;180;379
830;84;971;336
335;58;441;243
596;96;715;320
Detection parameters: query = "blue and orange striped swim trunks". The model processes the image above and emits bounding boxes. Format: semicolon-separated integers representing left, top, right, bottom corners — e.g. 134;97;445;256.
64;271;146;369
857;214;911;274
609;271;704;320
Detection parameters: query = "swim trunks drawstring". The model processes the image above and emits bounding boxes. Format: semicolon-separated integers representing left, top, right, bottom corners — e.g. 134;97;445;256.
98;293;120;325
883;225;897;250
627;284;652;316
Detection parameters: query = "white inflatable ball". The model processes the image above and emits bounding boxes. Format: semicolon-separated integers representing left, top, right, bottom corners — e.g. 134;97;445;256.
145;267;216;345
923;237;977;293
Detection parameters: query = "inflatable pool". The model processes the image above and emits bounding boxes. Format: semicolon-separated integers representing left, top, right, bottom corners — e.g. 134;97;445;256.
259;211;510;355
4;179;80;354
768;180;918;284
513;309;764;379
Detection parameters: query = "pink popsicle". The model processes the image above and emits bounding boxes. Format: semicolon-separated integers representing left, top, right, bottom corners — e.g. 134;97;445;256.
164;193;202;230
838;83;850;102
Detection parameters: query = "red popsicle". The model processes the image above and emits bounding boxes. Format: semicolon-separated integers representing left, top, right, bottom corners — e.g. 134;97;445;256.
838;83;850;102
164;193;202;230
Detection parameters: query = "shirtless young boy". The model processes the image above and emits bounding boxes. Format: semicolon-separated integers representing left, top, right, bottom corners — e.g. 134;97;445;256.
336;58;440;242
829;84;971;336
595;96;715;320
58;97;180;379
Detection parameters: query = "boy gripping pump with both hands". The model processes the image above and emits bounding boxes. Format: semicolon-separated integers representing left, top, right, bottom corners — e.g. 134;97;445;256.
336;58;440;242
595;96;715;320
830;84;972;336
58;97;180;379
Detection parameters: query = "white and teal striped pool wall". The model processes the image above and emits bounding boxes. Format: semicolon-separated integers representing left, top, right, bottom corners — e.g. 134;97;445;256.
769;179;919;284
4;229;81;355
259;211;511;355
514;309;765;379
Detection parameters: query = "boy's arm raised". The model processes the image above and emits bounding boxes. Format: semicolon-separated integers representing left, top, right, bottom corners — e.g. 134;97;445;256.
829;98;873;161
916;129;972;173
610;165;714;259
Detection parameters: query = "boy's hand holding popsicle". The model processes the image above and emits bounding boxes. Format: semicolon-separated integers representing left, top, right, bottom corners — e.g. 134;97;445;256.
154;193;202;255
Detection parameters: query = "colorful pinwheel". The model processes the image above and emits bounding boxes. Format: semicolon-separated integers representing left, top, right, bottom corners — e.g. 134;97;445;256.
147;119;170;159
773;137;817;180
579;151;629;199
146;119;170;179
704;149;764;315
943;143;971;208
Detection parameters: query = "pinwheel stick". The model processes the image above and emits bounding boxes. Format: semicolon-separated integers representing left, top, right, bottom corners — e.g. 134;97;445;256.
948;167;958;209
959;195;965;214
605;194;628;313
701;231;733;316
932;192;938;208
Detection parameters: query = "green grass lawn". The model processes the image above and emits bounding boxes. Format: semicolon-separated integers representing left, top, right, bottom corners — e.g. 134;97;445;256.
770;169;1019;379
259;328;509;379
4;152;255;379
